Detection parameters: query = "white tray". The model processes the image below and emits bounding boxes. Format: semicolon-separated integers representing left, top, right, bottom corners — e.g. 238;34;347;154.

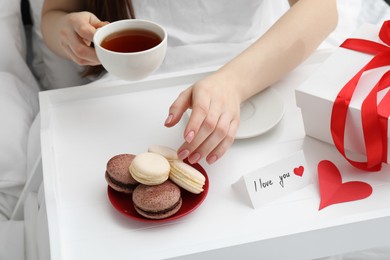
40;66;390;260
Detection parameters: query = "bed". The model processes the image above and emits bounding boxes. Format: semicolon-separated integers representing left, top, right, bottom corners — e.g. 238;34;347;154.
0;0;389;259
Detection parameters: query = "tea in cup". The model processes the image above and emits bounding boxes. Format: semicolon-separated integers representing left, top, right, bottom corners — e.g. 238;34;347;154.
94;19;167;81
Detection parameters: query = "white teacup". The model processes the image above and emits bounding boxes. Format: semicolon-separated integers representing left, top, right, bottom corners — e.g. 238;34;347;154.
94;19;167;81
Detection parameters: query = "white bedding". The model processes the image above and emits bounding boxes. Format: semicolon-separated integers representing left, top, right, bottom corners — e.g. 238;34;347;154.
0;0;40;221
324;0;390;47
0;0;389;260
0;1;40;259
0;220;24;260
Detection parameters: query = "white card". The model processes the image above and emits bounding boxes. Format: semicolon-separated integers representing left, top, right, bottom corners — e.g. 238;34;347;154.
233;150;311;208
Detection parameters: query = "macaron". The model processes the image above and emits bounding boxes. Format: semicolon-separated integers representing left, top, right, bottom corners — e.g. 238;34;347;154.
132;180;182;219
129;152;170;185
105;154;139;193
148;144;179;161
169;160;206;194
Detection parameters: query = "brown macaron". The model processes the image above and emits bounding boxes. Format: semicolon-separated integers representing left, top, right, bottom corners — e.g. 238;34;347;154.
105;154;139;194
132;180;182;219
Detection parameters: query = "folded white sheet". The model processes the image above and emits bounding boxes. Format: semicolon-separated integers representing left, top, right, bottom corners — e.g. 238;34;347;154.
0;220;24;260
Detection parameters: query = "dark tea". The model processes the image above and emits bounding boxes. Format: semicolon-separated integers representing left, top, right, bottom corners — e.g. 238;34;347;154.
101;29;162;53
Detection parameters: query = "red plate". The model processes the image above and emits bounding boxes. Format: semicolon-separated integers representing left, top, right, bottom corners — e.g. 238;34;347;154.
107;162;209;223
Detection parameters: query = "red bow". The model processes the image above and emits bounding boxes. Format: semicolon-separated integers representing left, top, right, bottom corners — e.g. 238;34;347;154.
331;20;390;171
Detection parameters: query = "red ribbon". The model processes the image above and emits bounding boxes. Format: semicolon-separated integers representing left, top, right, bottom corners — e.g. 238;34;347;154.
331;21;390;171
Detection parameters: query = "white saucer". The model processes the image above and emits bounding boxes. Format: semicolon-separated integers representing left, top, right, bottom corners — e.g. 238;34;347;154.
236;87;285;139
184;87;285;139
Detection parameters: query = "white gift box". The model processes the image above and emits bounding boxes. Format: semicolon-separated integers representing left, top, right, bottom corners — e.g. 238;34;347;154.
296;23;390;163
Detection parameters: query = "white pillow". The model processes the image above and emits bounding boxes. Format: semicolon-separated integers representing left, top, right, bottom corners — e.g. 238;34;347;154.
0;0;41;219
0;72;39;218
29;0;92;89
0;0;26;60
0;0;37;87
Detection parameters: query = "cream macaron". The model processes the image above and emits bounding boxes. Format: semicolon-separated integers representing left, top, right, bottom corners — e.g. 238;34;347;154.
129;152;170;185
148;144;179;161
169;160;206;194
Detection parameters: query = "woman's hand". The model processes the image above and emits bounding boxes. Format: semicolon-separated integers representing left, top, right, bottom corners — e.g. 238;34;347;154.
58;11;108;66
165;71;242;165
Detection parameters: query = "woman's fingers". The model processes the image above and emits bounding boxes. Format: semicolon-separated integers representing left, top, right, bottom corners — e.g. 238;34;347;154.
205;118;239;164
60;12;107;66
179;97;221;156
165;65;242;164
61;35;100;65
175;88;240;164
164;87;193;127
179;108;239;164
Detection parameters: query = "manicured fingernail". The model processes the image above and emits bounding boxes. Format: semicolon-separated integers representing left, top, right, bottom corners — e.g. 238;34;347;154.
185;131;195;143
189;153;201;164
207;155;218;164
165;114;173;125
178;149;190;160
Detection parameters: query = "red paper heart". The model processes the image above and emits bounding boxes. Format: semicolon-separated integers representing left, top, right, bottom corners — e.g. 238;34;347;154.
293;166;304;177
318;160;372;210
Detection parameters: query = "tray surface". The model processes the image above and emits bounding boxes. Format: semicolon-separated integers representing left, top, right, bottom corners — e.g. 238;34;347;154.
39;67;390;260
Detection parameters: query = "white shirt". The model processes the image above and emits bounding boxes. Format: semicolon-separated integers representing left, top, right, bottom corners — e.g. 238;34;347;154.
132;0;289;73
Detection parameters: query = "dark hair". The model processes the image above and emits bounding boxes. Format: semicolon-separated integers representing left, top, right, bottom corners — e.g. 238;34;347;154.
82;0;135;77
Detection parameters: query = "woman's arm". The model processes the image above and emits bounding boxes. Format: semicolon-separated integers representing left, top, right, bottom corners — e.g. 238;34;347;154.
41;0;106;65
166;0;338;165
224;0;338;101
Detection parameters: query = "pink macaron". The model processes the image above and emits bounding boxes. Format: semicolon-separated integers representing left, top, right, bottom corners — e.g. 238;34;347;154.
105;154;139;193
132;180;182;219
